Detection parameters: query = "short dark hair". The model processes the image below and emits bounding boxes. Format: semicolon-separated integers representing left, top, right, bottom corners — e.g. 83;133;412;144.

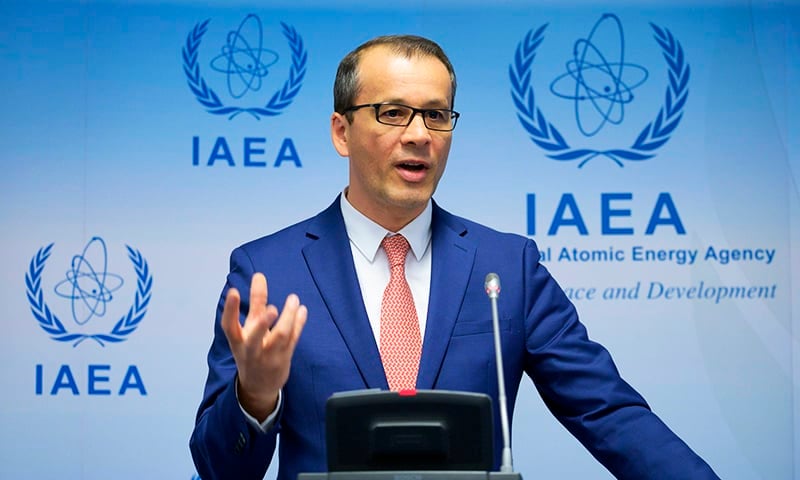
333;35;457;118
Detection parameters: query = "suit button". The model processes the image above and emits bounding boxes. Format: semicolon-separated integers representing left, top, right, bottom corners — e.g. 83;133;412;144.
234;431;247;455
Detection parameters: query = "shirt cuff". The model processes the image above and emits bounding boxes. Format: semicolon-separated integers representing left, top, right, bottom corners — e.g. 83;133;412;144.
235;381;282;433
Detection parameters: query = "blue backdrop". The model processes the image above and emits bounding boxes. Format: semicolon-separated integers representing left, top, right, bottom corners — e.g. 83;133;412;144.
1;1;798;478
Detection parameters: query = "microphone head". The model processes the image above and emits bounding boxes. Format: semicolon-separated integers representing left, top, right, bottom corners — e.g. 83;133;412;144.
484;273;501;298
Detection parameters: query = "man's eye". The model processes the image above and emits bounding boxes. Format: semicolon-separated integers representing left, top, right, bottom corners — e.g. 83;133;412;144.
426;110;444;121
382;109;404;118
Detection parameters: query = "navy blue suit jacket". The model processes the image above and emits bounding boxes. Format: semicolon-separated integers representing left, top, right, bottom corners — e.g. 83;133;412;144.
190;197;717;480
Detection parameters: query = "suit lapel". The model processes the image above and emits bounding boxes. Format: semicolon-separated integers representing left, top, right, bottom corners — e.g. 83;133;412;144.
416;203;475;389
302;198;389;390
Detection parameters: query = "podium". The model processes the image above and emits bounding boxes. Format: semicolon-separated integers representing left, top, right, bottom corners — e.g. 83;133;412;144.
299;472;522;480
297;390;522;480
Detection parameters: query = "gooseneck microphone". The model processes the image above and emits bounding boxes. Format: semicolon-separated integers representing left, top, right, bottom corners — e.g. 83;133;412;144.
484;273;513;473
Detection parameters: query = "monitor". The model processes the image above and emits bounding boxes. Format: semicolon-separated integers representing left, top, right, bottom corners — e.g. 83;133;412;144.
325;389;494;472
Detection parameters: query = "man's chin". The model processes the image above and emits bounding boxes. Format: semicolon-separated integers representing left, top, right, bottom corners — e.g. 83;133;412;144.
388;191;432;211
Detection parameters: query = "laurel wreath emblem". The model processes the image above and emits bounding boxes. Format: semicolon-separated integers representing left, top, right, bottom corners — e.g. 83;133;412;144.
182;19;307;120
510;22;690;167
25;244;153;347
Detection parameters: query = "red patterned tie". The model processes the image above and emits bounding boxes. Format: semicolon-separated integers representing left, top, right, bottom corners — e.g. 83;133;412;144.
379;234;422;391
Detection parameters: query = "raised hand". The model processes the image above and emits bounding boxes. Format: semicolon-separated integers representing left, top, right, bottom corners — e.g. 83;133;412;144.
221;273;307;421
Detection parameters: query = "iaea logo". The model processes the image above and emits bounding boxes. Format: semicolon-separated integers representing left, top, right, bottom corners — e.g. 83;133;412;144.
182;14;307;120
25;237;153;347
510;14;690;167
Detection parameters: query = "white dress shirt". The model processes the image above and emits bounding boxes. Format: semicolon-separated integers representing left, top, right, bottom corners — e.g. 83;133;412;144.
339;192;432;343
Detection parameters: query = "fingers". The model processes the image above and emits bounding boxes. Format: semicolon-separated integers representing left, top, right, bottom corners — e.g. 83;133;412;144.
221;287;243;345
293;303;308;342
242;273;275;350
287;296;307;344
222;273;269;347
222;273;307;359
264;294;307;351
249;272;268;317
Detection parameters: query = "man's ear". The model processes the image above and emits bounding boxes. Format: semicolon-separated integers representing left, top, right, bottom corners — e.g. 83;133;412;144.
330;112;350;157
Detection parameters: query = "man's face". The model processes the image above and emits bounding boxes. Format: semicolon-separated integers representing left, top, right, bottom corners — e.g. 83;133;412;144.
331;45;453;232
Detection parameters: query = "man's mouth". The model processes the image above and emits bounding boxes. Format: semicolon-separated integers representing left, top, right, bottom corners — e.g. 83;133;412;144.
398;161;428;171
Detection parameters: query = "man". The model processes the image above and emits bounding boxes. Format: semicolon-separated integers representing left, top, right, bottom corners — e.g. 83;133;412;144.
190;35;718;480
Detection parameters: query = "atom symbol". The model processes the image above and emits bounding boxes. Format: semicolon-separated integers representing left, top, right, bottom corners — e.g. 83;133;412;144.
549;13;648;137
54;237;124;326
210;14;280;100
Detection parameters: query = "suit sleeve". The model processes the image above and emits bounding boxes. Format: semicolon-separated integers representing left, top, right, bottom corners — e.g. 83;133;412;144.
189;247;281;480
520;240;719;479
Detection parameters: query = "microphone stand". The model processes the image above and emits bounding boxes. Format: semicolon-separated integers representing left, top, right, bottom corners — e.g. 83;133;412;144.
485;273;513;473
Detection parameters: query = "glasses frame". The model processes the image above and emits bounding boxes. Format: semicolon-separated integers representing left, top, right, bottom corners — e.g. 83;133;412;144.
344;102;460;132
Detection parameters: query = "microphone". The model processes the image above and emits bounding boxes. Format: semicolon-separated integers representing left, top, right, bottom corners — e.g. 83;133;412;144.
484;273;513;473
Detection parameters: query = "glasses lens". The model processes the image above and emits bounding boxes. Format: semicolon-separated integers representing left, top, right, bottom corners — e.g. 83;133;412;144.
374;104;457;131
376;104;413;126
423;109;454;130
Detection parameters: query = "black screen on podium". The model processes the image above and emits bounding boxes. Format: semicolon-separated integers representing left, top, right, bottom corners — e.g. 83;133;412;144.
325;389;494;472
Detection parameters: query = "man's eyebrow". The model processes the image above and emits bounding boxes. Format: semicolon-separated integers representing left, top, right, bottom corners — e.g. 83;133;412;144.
380;98;451;108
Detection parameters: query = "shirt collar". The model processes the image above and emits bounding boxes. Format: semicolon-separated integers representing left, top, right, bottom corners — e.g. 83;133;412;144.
340;190;432;263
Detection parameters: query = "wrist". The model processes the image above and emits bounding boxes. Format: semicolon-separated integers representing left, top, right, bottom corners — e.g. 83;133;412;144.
236;377;279;422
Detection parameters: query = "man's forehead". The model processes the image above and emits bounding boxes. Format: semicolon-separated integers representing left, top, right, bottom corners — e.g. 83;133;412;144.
356;47;450;99
359;44;441;70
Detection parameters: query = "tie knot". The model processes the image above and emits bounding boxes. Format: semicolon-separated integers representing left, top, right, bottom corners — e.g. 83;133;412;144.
381;234;410;268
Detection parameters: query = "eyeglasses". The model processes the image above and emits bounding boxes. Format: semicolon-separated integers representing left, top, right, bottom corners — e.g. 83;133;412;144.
344;103;460;131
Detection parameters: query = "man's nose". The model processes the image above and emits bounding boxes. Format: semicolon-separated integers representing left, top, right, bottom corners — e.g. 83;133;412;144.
402;112;432;143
